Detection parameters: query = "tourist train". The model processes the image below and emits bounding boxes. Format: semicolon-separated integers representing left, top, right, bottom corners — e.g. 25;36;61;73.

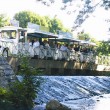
0;24;96;63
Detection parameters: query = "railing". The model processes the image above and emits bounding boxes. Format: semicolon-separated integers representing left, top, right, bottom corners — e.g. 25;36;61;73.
96;55;110;66
0;41;110;66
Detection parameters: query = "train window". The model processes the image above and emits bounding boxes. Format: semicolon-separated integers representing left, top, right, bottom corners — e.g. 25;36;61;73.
1;30;16;39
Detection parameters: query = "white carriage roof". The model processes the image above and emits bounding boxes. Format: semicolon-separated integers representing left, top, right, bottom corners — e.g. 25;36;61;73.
0;26;23;31
80;40;96;46
27;28;58;38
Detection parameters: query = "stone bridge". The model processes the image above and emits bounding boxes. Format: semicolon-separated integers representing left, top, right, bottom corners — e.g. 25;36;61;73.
7;57;110;76
0;56;110;88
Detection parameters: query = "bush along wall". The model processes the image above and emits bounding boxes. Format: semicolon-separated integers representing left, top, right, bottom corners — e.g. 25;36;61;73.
0;56;42;110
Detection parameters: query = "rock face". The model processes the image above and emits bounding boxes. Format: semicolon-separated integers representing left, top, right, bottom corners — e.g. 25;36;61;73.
0;57;15;87
46;99;71;110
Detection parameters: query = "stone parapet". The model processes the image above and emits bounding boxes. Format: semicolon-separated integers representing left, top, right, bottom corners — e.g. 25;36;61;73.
7;57;110;76
0;57;15;87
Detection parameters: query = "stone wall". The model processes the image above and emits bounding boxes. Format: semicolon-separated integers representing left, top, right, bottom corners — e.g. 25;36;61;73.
7;57;110;76
0;57;15;87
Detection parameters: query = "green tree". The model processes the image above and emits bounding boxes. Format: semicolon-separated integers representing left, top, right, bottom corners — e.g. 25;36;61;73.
14;11;70;33
49;18;70;33
77;32;91;40
44;16;51;27
97;41;110;56
14;11;41;28
8;56;42;110
0;14;9;27
40;16;48;27
0;56;42;110
77;32;99;48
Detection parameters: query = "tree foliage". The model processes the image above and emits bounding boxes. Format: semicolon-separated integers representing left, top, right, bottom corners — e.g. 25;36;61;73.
14;11;42;28
0;56;42;110
97;41;110;56
0;14;9;27
102;0;110;9
14;11;48;28
77;32;99;47
49;18;69;33
77;31;97;42
36;0;110;31
77;32;90;40
14;11;70;33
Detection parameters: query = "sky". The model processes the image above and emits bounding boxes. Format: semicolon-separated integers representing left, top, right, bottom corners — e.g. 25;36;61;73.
0;0;110;41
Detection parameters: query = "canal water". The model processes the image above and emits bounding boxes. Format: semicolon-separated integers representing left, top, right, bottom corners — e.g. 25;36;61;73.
33;76;110;110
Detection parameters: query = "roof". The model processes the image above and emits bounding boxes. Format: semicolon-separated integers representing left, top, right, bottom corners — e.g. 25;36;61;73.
80;40;96;46
27;30;58;38
0;26;23;31
49;38;80;42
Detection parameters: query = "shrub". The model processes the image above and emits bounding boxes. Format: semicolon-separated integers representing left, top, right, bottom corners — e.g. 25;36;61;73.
0;56;42;110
